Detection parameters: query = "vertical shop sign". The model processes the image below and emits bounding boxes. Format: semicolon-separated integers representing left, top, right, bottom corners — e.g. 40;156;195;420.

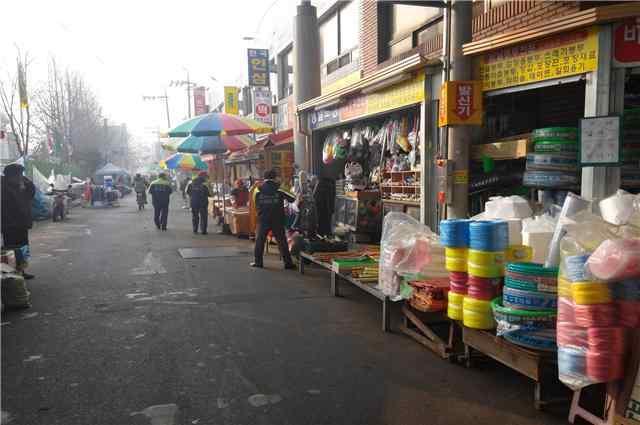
247;48;269;87
614;18;640;68
253;88;272;125
224;86;239;115
438;81;482;127
478;27;599;91
193;86;207;116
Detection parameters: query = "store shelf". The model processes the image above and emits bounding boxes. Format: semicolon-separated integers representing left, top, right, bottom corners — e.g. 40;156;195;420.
381;185;419;188
382;198;421;206
383;170;421;174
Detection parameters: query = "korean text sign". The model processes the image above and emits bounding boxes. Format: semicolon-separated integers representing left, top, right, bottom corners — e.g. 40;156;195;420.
247;49;269;87
438;81;482;127
478;27;598;91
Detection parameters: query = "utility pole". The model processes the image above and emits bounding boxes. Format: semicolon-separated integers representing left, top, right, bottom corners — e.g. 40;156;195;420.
186;70;192;119
446;0;473;218
164;89;171;128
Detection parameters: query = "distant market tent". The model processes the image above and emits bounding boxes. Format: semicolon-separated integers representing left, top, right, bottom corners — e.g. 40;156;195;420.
95;162;128;176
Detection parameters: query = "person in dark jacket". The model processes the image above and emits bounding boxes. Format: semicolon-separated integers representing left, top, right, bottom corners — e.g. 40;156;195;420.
251;169;295;269
1;163;36;279
148;173;172;230
186;171;211;235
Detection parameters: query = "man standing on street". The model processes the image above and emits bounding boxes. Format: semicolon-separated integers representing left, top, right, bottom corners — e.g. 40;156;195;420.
1;163;36;279
186;171;211;235
251;169;295;269
148;172;172;231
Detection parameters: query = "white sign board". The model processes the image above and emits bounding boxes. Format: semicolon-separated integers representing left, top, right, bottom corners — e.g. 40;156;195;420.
253;88;272;126
579;115;621;166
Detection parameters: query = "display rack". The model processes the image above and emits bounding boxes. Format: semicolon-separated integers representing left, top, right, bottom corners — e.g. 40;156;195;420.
380;170;421;203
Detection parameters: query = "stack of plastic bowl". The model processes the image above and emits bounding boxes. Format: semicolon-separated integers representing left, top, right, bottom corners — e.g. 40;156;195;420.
524;127;580;190
462;221;508;329
493;262;558;350
440;219;470;321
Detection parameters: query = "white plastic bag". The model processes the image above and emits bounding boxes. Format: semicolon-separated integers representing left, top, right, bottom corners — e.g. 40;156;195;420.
378;212;437;297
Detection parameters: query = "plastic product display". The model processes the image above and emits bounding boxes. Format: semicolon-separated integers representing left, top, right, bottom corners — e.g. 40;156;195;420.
445;247;468;272
505;263;558;293
533;140;579;153
503;328;557;351
531;127;578;142
463;296;494;329
505;245;533;263
523;170;579;188
440;219;470;248
491;298;556;331
447;291;464;320
503;286;558;311
571;281;612;305
525;153;578;172
469;221;508;251
586;238;640;281
468;249;505;267
468;262;504;278
562;254;591;282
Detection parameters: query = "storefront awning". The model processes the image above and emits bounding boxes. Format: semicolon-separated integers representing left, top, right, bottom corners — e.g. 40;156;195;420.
463;2;640;56
297;53;428;112
265;129;293;147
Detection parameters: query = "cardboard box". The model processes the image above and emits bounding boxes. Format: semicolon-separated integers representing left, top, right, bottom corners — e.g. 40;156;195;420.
472;136;532;161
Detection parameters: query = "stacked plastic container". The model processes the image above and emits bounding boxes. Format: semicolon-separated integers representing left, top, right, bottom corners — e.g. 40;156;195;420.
492;262;558;351
440;219;470;321
462;221;508;329
557;237;640;389
523;127;580;189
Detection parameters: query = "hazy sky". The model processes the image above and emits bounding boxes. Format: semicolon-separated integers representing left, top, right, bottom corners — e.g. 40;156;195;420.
0;0;301;146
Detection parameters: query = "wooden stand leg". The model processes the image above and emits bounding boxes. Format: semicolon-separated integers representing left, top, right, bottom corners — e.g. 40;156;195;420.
568;385;618;425
382;297;390;332
331;271;340;297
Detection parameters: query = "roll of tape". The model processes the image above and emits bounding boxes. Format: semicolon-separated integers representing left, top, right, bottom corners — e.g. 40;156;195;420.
503;286;557;311
463;309;495;330
572;281;612;305
449;281;469;295
446;256;468;272
587;327;627;355
449;271;469;284
469;220;509;252
468;262;504;278
467;283;496;301
440;219;470;248
558;277;573;300
447;291;465;320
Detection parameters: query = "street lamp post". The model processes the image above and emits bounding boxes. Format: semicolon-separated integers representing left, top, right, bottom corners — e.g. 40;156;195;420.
170;69;195;119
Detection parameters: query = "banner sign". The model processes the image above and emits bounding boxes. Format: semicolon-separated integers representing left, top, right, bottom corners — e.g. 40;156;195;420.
276;96;295;131
253;88;272;125
614;18;640;68
309;72;425;130
193;86;207;116
438;81;482;127
224;86;239;115
478;27;599;91
247;48;269;87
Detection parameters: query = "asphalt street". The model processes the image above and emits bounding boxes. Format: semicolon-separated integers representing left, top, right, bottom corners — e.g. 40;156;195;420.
2;196;568;425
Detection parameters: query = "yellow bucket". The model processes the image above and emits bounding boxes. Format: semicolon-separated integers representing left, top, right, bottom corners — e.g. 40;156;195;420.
557;277;573;300
506;245;533;263
447;292;465;320
446;256;468;272
468;249;505;267
463;297;494;329
468;262;504;278
572;281;612;305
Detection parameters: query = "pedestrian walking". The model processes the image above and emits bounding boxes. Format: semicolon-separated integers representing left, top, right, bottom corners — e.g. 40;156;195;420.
180;176;191;209
186;171;211;235
133;173;148;210
1;163;36;279
251;169;295;269
148;172;172;231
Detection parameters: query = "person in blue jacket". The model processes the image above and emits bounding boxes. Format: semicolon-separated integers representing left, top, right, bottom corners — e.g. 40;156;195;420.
148;173;172;231
186;172;211;235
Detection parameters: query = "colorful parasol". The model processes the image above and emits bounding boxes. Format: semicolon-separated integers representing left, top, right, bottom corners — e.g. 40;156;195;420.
161;153;208;171
167;112;272;137
161;134;253;154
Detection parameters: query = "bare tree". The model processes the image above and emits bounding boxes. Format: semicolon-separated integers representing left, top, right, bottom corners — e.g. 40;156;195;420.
0;48;32;156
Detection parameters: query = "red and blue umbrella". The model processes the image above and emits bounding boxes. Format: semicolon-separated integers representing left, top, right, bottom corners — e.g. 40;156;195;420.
168;112;272;138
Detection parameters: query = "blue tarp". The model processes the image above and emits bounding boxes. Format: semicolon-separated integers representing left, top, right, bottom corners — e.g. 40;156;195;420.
32;189;51;221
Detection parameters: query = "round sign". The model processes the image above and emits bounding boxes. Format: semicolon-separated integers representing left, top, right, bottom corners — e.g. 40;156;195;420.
255;103;270;117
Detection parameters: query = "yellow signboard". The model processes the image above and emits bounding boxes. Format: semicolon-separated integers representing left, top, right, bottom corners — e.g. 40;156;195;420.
478;27;599;91
366;71;425;116
224;86;239;115
321;71;362;95
438;81;483;127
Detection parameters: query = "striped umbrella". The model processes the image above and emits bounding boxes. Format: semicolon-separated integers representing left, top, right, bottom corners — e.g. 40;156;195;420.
167;112;272;137
162;134;253;154
161;153;208;171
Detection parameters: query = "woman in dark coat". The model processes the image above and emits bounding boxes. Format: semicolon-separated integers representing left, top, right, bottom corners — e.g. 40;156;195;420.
1;163;36;279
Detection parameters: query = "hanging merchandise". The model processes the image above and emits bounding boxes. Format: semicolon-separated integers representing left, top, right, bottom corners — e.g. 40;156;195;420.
322;136;335;165
396;116;411;152
344;162;366;191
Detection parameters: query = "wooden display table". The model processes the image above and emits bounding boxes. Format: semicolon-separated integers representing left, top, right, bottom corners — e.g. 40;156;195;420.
400;304;462;360
298;251;393;332
224;208;250;236
461;327;568;410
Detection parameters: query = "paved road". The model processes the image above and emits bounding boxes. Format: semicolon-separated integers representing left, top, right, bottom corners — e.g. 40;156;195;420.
2;196;568;425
